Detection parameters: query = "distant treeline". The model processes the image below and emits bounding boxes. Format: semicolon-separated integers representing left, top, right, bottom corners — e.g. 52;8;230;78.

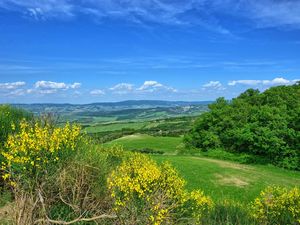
185;82;300;170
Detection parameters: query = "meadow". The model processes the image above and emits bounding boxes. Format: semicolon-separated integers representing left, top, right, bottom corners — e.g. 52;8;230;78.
105;134;184;153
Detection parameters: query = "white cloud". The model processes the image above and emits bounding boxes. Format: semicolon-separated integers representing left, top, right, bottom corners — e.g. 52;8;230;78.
228;77;298;86
262;77;290;85
90;89;105;96
228;80;261;86
138;81;163;91
0;81;26;90
69;82;81;89
35;81;67;89
138;80;177;93
203;81;224;90
24;80;82;95
110;83;134;94
35;80;81;90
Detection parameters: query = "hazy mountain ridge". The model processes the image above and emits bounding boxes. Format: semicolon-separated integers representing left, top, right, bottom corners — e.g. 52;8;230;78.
12;100;211;114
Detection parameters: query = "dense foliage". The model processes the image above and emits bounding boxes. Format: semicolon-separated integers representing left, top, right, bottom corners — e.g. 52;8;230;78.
185;83;300;169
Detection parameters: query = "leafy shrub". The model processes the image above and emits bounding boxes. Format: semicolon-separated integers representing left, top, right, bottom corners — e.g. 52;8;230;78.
108;154;213;224
251;186;300;224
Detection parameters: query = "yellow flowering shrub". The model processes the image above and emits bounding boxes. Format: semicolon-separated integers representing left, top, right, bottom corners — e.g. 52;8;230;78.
1;120;82;187
251;186;300;225
108;154;213;225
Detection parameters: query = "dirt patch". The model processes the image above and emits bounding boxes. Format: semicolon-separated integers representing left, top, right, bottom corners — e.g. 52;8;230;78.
215;174;249;187
0;203;13;223
192;157;254;171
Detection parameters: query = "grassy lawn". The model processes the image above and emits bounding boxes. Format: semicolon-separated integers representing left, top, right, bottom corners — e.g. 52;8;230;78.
104;134;183;153
152;155;300;204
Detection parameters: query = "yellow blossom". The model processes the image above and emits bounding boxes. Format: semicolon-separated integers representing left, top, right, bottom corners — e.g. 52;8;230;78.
0;120;83;185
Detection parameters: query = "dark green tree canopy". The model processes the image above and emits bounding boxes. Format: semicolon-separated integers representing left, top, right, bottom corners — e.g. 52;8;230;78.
185;83;300;170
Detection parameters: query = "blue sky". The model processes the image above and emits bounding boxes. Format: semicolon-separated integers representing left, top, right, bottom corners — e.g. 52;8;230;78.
0;0;299;103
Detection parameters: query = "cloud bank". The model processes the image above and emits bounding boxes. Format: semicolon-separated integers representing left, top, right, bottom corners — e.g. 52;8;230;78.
1;77;299;102
228;77;299;86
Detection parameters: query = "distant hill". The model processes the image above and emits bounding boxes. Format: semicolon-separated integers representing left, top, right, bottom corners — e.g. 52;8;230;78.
11;100;211;123
12;100;212;114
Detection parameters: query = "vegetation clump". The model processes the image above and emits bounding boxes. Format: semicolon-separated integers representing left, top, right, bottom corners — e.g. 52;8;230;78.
1;120;82;188
108;154;213;224
252;186;300;224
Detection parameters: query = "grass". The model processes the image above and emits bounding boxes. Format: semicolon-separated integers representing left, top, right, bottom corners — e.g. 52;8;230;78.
104;134;184;153
153;155;300;204
107;134;300;204
153;155;300;203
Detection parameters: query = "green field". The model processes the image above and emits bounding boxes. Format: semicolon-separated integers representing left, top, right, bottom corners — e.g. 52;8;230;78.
105;134;184;153
106;134;300;204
